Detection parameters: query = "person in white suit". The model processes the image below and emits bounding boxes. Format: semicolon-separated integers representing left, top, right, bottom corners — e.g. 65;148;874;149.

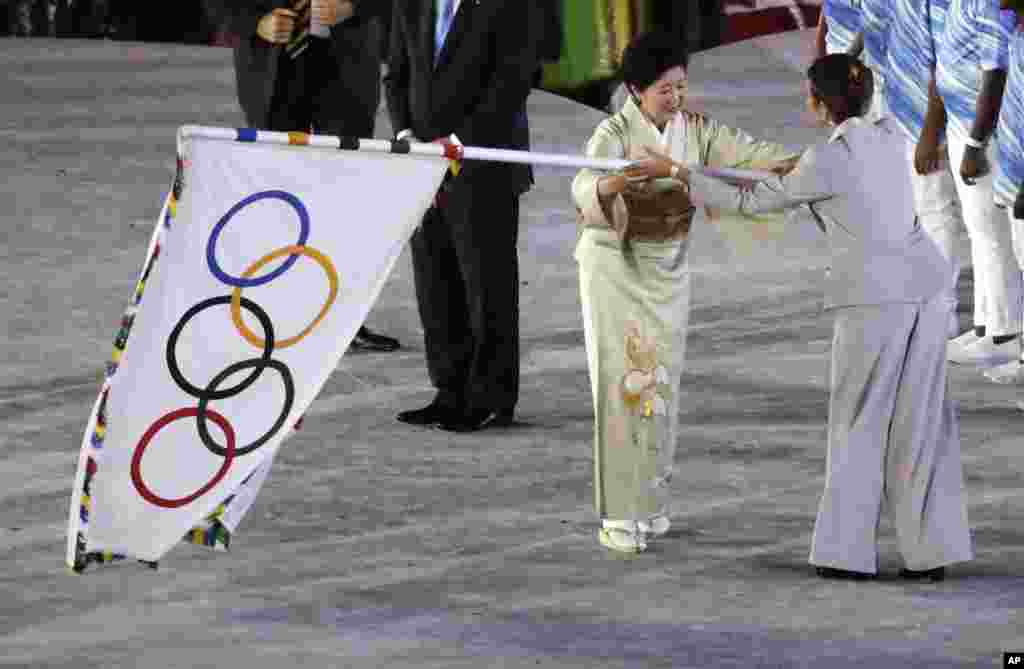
634;53;974;581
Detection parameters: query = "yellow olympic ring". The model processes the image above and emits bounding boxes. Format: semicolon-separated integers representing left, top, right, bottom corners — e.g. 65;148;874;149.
230;244;339;350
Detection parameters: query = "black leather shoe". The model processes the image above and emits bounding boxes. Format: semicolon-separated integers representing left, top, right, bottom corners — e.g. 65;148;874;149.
900;566;946;582
439;408;515;433
396;402;457;426
349;326;400;352
815;566;876;581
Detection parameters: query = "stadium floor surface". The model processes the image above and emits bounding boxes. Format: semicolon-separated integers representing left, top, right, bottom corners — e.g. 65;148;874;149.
1;31;1022;668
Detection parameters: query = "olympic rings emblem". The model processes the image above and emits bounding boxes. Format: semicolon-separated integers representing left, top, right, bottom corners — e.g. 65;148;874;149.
132;190;336;509
230;244;338;350
131;407;235;509
206;190;310;288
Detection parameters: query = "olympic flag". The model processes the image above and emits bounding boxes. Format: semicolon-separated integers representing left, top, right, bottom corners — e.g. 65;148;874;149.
66;128;450;572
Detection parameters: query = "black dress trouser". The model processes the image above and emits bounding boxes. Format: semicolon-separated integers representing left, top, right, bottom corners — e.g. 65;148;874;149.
410;177;520;413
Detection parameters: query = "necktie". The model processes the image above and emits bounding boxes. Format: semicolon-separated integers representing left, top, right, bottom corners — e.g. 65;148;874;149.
435;0;455;62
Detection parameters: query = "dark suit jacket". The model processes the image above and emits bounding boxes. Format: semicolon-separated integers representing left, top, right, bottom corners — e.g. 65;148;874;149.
534;0;562;63
204;0;385;129
384;0;536;189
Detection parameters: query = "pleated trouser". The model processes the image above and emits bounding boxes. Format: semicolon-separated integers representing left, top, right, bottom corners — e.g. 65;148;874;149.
576;228;689;522
809;292;974;573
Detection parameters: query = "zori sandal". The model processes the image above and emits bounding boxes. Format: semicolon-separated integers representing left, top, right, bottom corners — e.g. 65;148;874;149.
599;520;647;553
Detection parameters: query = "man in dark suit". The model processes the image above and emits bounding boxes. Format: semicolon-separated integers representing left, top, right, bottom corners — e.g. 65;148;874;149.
204;0;399;351
386;0;536;432
534;0;562;76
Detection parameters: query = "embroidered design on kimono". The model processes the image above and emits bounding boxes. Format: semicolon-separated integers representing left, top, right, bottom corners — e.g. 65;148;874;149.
621;322;671;420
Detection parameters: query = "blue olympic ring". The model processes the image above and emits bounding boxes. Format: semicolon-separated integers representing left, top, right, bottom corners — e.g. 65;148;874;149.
206;190;310;288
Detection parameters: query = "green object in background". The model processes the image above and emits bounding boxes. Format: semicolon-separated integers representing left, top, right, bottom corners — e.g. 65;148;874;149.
542;0;653;93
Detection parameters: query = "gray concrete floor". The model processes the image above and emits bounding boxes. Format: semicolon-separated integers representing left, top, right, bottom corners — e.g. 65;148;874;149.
2;32;1023;668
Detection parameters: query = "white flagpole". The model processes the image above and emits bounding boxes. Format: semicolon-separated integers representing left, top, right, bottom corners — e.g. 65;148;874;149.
178;126;781;182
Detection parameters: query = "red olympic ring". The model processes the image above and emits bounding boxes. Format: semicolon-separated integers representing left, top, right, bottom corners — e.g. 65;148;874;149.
131;407;236;509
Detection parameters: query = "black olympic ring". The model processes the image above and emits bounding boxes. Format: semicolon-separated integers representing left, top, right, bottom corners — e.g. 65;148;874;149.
196;358;295;457
166;296;274;401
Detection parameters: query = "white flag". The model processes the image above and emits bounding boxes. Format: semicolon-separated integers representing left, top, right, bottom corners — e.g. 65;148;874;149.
67;129;449;570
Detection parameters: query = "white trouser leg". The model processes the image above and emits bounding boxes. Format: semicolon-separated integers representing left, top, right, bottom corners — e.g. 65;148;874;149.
907;142;961;268
885;293;973;570
947;134;1023;337
810;303;917;574
1011;207;1024;271
907;142;962;321
1009;208;1024;347
867;70;887;122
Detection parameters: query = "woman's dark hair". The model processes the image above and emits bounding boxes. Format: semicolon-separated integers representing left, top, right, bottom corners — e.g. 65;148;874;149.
806;53;873;123
620;31;690;94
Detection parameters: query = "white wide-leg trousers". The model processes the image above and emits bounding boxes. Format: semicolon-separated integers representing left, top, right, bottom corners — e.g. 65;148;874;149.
947;134;1023;337
809;294;974;573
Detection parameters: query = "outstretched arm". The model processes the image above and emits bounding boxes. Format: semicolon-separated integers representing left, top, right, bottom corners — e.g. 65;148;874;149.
703;116;802;173
633;146;831;218
687;148;831;217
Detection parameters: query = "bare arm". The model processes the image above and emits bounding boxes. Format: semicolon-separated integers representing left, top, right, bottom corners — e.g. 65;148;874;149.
914;76;947;175
960;69;1008;184
814;10;828;61
971;69;1008;145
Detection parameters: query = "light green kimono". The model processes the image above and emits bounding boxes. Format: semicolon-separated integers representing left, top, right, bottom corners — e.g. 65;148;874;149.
572;97;797;522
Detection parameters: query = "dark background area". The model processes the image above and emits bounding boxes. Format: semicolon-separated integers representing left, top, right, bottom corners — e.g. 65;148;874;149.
0;1;821;112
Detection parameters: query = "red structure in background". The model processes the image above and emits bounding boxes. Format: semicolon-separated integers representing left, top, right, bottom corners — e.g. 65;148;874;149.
721;1;822;45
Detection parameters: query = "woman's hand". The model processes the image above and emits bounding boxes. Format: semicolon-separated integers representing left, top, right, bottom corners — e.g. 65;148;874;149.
624;147;687;181
769;155;801;176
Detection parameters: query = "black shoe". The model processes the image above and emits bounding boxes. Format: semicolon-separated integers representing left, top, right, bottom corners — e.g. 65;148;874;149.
349;326;400;352
899;566;946;582
396;402;457;426
439;408;515;433
815;566;876;581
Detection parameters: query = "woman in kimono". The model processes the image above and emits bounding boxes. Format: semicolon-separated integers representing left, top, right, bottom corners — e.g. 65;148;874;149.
571;30;799;554
647;53;974;581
